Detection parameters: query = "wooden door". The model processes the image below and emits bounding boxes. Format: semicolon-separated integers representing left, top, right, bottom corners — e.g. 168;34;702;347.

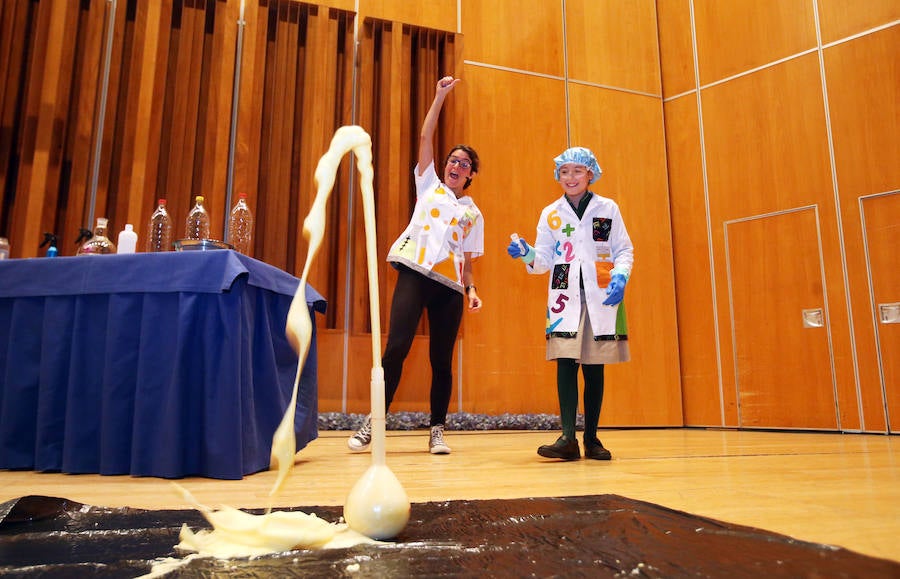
861;192;900;432
726;208;838;429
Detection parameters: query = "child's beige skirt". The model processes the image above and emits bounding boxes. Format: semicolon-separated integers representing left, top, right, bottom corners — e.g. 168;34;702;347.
546;305;629;364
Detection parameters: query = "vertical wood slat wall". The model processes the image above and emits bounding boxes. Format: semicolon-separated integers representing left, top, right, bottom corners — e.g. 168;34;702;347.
0;0;356;270
0;0;463;414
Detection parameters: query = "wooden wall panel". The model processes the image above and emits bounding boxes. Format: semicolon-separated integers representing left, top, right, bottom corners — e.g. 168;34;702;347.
823;25;899;431
0;1;29;238
355;19;408;339
460;0;564;77
68;0;164;247
185;2;213;229
315;330;346;411
700;54;859;429
693;0;817;85
358;0;458;33
50;1;99;250
662;96;725;426
234;0;265;246
566;0;661;95
727;210;838;429
293;5;355;322
116;1;164;236
257;2;299;265
817;0;900;44
193;0;237;236
568;83;681;426
859;193;900;432
336;21;461;414
701;56;832;217
308;0;356;12
162;2;204;237
260;0;458;32
825;26;899;203
460;65;568;415
233;1;355;324
9;1;78;258
656;0;695;98
662;5;897;431
143;2;175;224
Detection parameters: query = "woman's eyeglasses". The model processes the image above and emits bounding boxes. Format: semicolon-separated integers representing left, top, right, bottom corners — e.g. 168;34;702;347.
447;158;472;169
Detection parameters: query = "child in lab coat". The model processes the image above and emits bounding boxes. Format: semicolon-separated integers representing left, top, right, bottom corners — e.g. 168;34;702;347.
508;147;633;460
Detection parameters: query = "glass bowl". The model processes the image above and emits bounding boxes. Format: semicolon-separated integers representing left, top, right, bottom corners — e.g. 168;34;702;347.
174;238;234;251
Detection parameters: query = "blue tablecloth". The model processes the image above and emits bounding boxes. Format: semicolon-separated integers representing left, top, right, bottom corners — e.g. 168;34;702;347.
0;251;326;479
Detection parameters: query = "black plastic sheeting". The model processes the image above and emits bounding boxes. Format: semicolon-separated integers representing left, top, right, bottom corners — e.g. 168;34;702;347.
1;494;897;578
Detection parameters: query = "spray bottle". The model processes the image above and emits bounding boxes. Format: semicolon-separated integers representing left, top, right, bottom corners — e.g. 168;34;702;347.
40;233;59;257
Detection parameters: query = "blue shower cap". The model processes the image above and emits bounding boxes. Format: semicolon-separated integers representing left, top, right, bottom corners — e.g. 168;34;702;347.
553;147;602;184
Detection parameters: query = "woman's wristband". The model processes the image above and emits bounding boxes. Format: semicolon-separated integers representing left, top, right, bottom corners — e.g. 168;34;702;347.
465;284;476;295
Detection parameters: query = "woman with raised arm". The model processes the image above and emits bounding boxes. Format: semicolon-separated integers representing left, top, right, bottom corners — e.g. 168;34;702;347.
348;76;484;455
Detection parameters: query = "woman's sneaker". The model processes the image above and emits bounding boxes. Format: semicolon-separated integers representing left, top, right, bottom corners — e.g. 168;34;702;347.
347;415;372;451
429;424;451;454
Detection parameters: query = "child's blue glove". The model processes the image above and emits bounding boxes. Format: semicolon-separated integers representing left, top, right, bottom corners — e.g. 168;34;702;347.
507;234;535;264
506;238;526;258
603;273;627;306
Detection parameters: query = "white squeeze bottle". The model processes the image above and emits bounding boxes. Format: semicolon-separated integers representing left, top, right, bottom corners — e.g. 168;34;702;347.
510;233;523;253
117;224;138;254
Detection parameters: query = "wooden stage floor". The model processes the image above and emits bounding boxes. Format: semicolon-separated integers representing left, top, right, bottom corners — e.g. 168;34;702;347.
2;428;897;563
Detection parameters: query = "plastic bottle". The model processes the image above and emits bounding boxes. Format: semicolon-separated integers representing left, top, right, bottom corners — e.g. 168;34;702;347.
146;199;173;252
228;192;254;255
77;218;117;255
41;232;58;257
0;237;9;260
185;195;210;240
117;224;138;254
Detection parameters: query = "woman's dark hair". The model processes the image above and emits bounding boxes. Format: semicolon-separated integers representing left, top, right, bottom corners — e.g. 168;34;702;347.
445;145;480;189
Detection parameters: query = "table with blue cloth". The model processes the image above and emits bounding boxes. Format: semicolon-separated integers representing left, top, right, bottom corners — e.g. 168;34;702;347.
0;250;326;480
